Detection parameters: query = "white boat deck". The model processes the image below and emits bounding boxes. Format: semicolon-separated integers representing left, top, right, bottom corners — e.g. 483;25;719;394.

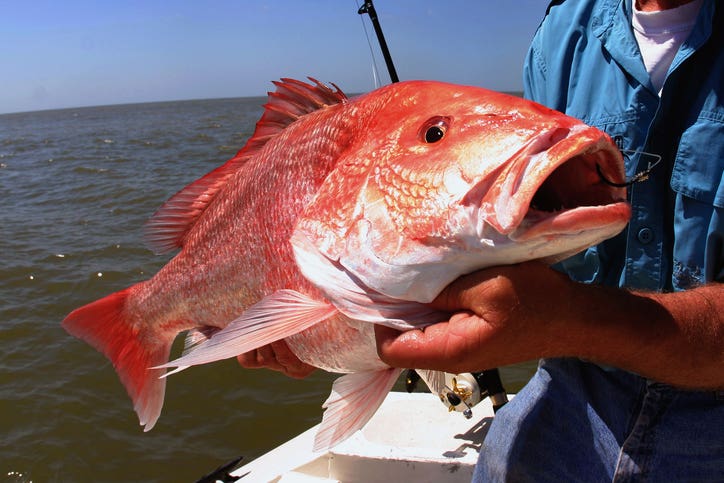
231;391;508;482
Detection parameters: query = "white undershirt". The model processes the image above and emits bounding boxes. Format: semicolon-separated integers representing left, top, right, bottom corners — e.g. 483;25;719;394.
631;0;703;95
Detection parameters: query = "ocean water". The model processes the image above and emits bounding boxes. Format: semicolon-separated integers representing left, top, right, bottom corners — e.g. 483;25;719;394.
0;95;534;482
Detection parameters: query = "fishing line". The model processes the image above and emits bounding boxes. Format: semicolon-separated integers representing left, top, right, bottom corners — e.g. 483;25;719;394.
598;149;663;188
357;0;400;83
355;0;382;89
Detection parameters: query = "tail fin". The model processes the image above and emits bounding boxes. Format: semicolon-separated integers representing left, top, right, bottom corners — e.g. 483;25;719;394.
62;287;174;431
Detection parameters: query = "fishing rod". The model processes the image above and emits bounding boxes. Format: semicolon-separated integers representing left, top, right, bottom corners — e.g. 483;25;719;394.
358;0;508;415
357;0;399;83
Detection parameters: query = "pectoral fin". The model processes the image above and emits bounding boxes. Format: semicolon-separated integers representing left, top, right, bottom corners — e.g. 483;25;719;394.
415;369;448;396
156;289;338;372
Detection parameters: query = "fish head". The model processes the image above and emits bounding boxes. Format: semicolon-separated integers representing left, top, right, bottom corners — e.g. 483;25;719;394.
293;80;630;313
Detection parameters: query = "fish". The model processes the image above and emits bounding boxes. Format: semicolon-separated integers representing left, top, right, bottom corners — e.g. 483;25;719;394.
62;78;630;450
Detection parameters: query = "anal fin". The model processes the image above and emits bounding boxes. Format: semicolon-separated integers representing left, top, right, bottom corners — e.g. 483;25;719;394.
313;367;402;451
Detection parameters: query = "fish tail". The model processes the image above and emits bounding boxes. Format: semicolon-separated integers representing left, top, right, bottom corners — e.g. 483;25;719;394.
62;287;173;432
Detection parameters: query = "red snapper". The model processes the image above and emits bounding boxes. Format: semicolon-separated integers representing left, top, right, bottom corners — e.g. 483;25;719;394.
63;78;630;449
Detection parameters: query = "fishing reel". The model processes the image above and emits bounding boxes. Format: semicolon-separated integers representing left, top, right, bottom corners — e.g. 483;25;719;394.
407;369;508;418
440;370;509;418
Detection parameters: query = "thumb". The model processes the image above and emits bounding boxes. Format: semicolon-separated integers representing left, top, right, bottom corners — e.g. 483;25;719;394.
428;264;526;313
429;269;492;312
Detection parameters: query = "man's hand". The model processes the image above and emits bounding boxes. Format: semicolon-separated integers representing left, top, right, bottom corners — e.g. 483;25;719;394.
237;340;316;379
375;262;573;374
375;262;724;390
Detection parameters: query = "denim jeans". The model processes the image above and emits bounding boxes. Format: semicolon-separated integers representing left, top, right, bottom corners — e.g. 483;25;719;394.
474;358;724;482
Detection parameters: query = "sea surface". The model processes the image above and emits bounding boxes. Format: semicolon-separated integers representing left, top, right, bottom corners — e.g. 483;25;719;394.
0;95;535;482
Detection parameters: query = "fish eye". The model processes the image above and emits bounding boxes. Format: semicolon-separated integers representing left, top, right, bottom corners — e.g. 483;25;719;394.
426;125;445;143
419;116;450;143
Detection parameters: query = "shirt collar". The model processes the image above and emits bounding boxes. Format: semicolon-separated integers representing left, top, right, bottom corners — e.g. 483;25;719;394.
672;0;716;72
594;0;653;92
593;0;716;94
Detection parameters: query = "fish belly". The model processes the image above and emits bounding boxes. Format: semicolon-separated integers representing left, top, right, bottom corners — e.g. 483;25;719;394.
285;316;387;373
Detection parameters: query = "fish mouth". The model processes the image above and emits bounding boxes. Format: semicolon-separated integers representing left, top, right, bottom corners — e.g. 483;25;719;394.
510;127;630;242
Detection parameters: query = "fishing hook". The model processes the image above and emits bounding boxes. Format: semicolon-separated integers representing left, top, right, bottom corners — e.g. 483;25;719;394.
598;150;663;188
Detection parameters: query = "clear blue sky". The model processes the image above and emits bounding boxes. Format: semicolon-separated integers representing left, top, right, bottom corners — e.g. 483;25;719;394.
0;0;549;115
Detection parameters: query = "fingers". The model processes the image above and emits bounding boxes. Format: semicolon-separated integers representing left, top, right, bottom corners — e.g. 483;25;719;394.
375;322;464;370
236;349;266;369
269;340;317;378
236;340;316;379
374;324;418;367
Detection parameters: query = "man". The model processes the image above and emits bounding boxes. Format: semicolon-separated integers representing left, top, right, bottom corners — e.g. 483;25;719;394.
376;0;723;480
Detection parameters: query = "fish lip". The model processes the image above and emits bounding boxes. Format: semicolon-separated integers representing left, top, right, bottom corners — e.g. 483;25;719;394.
508;126;630;241
510;201;631;242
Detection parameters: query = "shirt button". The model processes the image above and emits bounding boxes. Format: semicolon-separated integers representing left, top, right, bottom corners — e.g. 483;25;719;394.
637;227;653;244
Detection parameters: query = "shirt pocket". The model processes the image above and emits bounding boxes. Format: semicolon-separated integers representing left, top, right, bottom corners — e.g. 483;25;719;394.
670;111;724;208
668;112;724;287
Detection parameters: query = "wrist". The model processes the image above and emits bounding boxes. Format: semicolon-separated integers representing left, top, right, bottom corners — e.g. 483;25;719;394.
550;282;665;366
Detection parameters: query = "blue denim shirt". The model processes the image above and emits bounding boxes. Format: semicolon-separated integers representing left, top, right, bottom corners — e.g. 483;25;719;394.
523;0;723;292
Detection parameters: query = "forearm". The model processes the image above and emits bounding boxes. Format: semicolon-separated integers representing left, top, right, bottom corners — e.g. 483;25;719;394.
564;281;724;389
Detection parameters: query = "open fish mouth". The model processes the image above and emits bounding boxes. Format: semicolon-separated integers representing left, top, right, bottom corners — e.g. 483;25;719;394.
511;131;630;242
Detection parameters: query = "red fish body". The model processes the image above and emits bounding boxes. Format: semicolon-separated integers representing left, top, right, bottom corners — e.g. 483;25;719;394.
63;78;630;449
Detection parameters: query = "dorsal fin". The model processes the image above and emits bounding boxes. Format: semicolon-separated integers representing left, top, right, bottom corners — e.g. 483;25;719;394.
144;77;348;254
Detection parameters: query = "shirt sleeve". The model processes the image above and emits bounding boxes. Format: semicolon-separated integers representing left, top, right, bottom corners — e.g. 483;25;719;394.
523;26;548;105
